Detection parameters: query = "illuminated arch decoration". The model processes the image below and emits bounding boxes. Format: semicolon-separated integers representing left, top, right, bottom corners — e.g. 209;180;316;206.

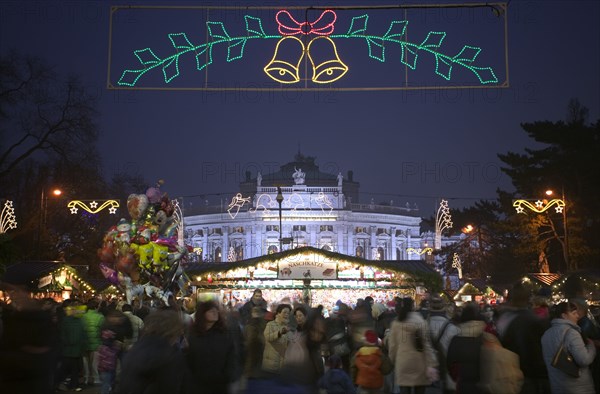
407;247;433;256
0;200;17;234
513;199;565;214
227;193;251;219
249;193;276;214
67;200;120;215
117;9;498;87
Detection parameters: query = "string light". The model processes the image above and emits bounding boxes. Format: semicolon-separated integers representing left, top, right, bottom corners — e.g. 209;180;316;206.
0;200;17;233
67;200;120;215
118;10;498;87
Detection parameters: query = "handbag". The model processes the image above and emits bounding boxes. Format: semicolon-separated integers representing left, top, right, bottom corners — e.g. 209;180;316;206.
551;329;580;378
380;351;394;375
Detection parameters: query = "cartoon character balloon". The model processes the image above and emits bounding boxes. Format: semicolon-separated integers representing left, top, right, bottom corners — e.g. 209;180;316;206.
98;182;191;304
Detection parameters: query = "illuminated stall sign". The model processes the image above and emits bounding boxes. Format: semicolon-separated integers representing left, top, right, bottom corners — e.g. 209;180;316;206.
277;253;337;280
337;266;375;279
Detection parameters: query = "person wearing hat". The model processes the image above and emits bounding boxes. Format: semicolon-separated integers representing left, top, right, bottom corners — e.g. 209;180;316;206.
427;295;460;394
353;329;386;393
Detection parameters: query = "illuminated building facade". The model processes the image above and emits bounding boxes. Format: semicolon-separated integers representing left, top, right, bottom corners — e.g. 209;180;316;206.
183;155;425;263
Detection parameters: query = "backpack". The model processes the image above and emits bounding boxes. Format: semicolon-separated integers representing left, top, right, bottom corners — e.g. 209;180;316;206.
98;341;119;372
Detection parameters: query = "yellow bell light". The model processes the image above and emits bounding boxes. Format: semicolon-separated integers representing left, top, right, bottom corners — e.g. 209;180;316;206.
307;36;348;84
264;36;304;84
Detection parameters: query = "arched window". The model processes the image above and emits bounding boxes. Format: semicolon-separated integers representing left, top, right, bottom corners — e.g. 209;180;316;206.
214;246;222;262
396;248;402;260
377;246;385;260
267;245;278;254
356;245;364;258
235;245;244;261
321;244;332;251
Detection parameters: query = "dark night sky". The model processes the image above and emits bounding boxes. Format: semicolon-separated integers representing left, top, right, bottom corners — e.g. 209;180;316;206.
1;0;599;215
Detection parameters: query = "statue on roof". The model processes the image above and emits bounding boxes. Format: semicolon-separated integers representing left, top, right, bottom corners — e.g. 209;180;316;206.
337;172;343;186
293;167;305;185
256;171;262;186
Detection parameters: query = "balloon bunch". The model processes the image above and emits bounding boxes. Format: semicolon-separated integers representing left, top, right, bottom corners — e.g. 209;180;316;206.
98;181;191;304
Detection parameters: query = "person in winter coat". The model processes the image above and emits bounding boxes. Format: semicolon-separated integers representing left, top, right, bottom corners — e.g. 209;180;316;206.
446;302;486;394
243;306;267;379
57;299;87;391
496;283;549;394
427;296;460;394
388;297;438;394
541;301;596;394
262;303;292;374
119;309;193;394
353;329;385;393
187;300;237;394
81;298;104;386
318;354;356;394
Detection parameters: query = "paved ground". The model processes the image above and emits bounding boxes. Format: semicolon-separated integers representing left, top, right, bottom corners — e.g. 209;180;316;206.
74;383;443;394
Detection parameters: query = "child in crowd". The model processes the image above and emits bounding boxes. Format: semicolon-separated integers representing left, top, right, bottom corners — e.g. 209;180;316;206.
353;330;385;394
318;354;356;394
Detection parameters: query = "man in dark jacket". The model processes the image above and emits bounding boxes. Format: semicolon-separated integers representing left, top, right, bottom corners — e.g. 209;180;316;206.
497;284;550;394
239;289;267;326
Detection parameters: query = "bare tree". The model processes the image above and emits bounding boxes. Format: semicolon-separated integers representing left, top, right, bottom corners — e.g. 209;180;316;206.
0;51;99;182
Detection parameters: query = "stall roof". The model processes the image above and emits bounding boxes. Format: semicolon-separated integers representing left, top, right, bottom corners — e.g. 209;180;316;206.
185;246;438;276
2;261;63;287
525;273;563;286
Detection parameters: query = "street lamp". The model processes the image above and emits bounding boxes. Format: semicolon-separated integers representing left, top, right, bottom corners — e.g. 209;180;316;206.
276;187;284;252
38;187;63;256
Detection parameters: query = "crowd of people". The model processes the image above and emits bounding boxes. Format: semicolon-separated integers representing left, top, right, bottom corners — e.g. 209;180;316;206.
0;281;599;394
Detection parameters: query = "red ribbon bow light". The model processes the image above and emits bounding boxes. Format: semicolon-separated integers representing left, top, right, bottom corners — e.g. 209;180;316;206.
276;9;337;36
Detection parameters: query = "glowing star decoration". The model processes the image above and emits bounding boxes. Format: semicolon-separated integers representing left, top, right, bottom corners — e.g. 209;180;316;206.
0;200;17;234
435;199;453;250
407;247;433;256
117;9;498;87
227;193;251;219
452;252;463;279
67;200;120;215
513;199;566;214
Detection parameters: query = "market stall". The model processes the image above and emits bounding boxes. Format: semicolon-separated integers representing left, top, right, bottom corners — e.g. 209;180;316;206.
185;246;442;312
2;261;95;302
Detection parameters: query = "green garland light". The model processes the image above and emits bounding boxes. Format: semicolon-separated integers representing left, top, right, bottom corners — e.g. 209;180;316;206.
118;10;498;87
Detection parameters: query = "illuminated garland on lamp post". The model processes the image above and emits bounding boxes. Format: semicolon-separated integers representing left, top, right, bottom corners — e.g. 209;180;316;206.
67;200;120;215
452;252;463;284
435;199;453;250
513;192;571;271
0;200;17;234
407;247;433;256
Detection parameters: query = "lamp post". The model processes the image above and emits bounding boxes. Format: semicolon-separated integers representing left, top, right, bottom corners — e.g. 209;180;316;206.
276;187;284;252
435;199;453;250
547;189;570;271
38;187;63;256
